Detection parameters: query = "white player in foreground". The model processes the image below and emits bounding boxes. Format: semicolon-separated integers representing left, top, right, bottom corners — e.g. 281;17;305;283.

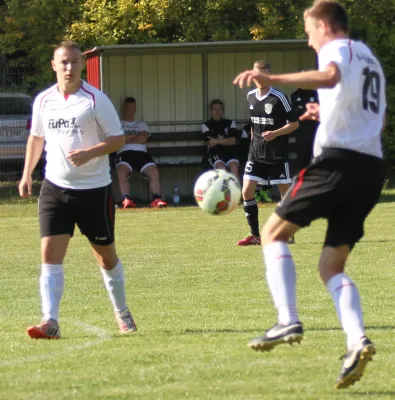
233;0;386;389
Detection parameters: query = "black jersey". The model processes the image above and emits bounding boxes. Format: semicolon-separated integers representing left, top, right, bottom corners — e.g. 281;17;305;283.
201;118;238;142
247;87;297;163
291;88;319;143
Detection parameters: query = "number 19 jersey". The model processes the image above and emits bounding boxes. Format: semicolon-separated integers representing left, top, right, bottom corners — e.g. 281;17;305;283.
314;39;386;158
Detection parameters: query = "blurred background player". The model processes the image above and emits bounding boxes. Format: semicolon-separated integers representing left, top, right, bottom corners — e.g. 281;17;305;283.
201;99;240;179
290;84;319;174
116;97;167;208
240;122;272;203
238;61;298;246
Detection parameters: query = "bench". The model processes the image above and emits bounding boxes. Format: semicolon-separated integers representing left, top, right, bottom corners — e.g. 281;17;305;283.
112;131;210;204
146;131;206;166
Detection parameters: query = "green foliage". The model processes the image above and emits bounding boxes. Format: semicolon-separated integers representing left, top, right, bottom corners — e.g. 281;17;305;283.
0;0;81;91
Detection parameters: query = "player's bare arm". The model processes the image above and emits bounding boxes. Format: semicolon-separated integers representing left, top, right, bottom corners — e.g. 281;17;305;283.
67;135;125;167
262;121;299;141
206;136;236;147
125;130;149;144
234;63;340;90
19;135;45;198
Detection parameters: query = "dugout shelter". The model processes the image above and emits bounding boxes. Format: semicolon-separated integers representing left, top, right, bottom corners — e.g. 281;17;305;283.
83;40;316;203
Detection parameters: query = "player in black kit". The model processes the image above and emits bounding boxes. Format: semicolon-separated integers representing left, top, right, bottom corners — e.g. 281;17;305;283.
238;61;299;246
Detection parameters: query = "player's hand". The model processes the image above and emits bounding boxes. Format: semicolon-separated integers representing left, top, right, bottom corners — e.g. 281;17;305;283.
300;103;320;121
206;136;219;147
261;131;277;141
67;149;92;167
233;70;269;88
18;175;33;198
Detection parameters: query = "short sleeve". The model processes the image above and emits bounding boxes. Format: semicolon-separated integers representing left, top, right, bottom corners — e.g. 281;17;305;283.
95;94;123;137
30;95;44;137
278;94;298;124
139;121;150;135
318;41;351;80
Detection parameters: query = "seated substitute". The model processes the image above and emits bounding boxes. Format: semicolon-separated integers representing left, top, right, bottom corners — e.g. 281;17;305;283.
116;97;167;208
201;99;240;178
238;60;299;246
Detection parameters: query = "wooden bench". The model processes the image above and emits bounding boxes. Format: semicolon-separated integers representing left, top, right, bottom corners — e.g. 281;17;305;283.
111;131;209;204
146;131;206;166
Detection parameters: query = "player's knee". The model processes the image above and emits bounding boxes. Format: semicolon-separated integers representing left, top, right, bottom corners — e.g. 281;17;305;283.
261;215;291;244
242;185;254;200
98;255;118;270
117;168;130;181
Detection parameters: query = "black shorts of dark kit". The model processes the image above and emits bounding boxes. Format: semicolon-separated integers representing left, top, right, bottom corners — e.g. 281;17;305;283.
207;147;239;167
243;159;292;185
116;150;156;173
277;148;384;249
39;179;115;245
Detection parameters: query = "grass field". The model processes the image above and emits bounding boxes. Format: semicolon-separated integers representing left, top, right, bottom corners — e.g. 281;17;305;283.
0;196;395;399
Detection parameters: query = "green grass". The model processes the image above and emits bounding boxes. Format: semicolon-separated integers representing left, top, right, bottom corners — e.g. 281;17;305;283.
1;197;395;399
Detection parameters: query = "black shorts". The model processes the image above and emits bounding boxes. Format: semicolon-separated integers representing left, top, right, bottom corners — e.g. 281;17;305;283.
207;147;239;168
243;159;292;185
39;179;115;245
277;148;384;248
116;150;156;173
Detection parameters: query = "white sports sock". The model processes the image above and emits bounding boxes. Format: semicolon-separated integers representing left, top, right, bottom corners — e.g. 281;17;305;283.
327;273;365;351
263;242;299;325
101;260;127;312
40;264;64;322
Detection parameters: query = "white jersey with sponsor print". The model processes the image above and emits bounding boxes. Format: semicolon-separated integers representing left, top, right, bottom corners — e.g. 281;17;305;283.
314;39;386;158
31;80;123;189
117;120;150;153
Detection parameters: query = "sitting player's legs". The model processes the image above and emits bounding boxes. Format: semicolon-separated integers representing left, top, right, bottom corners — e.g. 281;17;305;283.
140;159;167;208
226;160;240;180
116;155;136;208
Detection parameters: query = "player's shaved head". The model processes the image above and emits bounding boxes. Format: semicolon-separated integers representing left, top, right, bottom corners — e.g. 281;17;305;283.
53;41;82;58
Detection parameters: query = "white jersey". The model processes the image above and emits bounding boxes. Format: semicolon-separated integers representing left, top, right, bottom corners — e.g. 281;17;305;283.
31;81;123;189
314;39;386;158
117;120;150;153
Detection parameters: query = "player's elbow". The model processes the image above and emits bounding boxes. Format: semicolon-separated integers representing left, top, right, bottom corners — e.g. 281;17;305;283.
322;64;341;88
111;135;125;151
289;121;299;133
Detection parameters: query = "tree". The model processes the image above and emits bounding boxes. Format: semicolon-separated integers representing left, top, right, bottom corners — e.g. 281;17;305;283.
0;0;81;91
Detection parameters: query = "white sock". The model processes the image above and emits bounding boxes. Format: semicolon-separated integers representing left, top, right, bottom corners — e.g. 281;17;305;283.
101;260;127;312
263;242;299;325
327;273;365;350
40;263;64;322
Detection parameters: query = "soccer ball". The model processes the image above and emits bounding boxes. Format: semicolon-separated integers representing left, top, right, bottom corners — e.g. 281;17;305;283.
194;169;241;215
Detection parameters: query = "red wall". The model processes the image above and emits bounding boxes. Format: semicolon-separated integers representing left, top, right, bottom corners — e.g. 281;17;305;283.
86;54;100;89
